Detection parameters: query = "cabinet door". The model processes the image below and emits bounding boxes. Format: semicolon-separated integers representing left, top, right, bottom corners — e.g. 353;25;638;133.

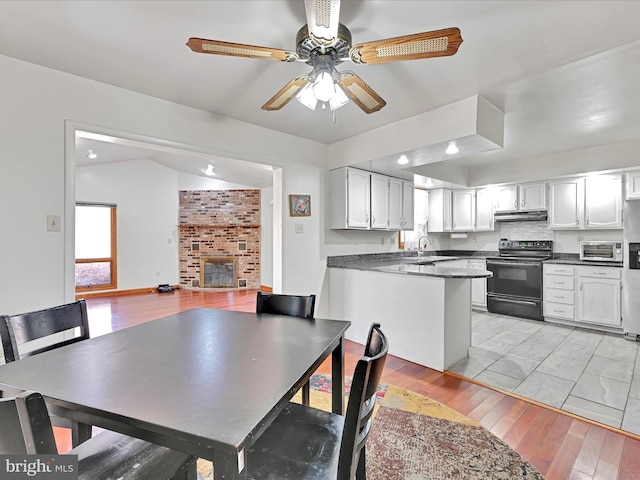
427;189;452;233
494;185;518;212
470;260;487;308
627;171;640;200
519;182;546;211
577;277;621;326
388;177;403;230
402;181;415;231
549;178;583;229
452;190;475;231
475;188;494;231
584;174;622;229
370;173;389;230
346;168;371;228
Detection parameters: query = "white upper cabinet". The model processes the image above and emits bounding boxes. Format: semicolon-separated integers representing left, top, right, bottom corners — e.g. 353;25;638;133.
329;167;413;231
519;182;547;211
627;171;640;200
388;177;403;230
584;174;622;228
494;185;518;212
549;174;622;230
494;182;546;212
452;190;476;231
370;173;390;230
549;178;584;229
427;188;452;233
475;187;495;231
402;181;415;231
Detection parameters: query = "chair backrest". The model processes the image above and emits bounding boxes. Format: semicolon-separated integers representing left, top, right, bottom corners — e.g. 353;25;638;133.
0;390;58;455
0;299;90;362
256;292;316;319
338;323;388;480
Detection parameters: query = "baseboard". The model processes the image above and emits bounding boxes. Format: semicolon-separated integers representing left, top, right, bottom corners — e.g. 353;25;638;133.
76;285;181;299
259;285;273;293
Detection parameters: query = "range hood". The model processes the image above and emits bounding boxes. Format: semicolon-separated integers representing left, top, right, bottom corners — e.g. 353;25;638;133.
494;210;548;222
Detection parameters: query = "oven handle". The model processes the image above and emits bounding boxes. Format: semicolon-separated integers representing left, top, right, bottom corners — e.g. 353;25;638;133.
487;260;541;268
489;297;539;306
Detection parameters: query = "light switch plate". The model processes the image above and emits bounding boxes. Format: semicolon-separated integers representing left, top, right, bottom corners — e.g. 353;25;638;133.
295;224;303;234
47;215;61;232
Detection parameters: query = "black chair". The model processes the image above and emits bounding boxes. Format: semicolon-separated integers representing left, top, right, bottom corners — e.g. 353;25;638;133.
256;291;316;319
256;291;316;405
246;323;388;480
0;300;92;446
0;389;196;480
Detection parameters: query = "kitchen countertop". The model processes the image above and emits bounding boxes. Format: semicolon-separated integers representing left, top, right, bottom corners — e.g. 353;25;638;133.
327;253;492;279
544;256;623;267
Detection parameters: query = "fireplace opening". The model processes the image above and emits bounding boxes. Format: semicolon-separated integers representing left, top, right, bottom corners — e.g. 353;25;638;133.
200;257;237;288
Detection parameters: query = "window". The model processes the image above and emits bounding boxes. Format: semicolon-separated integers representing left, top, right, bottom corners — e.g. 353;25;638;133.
75;204;117;291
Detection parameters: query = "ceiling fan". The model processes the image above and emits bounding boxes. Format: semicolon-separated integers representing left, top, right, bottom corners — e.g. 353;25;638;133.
187;0;462;114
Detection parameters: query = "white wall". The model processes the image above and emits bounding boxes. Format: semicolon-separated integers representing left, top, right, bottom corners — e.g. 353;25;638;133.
260;186;273;288
0;53;325;314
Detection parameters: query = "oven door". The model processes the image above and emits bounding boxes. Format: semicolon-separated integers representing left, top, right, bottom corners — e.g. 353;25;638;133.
486;259;543;300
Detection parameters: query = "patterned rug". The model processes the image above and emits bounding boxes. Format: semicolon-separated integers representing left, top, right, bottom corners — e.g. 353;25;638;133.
197;374;544;479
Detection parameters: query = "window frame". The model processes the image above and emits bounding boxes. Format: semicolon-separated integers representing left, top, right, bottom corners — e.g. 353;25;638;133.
75;203;118;292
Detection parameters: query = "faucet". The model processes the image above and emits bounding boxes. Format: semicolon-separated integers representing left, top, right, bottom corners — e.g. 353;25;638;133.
417;235;432;256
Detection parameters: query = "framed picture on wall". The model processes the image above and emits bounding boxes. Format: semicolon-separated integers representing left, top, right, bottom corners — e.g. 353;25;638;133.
289;194;311;217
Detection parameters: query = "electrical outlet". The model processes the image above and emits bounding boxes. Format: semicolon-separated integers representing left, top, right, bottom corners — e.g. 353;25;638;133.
380;237;385;245
295;224;303;234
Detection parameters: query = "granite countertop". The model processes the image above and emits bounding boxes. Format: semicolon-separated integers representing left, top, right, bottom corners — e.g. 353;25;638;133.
327;252;493;279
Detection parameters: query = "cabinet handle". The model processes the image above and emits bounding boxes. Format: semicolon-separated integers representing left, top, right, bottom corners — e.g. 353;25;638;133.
372;215;376;224
514;201;517;208
553;281;564;285
586;216;589;225
553;309;565;313
553;295;564;299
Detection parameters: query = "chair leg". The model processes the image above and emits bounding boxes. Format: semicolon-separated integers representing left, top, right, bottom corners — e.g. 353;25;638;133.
302;380;310;406
71;422;92;448
356;447;366;480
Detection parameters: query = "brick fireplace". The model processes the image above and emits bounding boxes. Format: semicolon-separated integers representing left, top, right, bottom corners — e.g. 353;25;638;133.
178;190;260;289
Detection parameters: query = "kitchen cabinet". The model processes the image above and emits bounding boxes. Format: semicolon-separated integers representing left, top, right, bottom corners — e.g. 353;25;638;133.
549;174;622;229
577;266;621;327
330;167;414;231
626;171;640;200
452;190;475;231
402;181;415;230
370;173;389;230
494;182;546;212
329;167;370;229
470;259;487;309
427;188;452;233
584;174;622;228
475;187;494;231
548;178;583;229
543;264;576;321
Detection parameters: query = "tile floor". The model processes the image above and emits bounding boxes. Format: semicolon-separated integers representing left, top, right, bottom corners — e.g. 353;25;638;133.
449;311;640;435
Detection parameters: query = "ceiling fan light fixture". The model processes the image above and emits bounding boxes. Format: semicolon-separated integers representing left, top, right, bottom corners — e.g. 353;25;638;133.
329;84;349;111
312;70;336;102
295;83;318;110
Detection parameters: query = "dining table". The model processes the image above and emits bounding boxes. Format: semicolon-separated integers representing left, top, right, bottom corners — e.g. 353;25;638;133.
0;308;351;480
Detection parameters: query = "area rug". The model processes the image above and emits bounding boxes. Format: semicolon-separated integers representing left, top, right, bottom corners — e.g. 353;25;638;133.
196;374;544;479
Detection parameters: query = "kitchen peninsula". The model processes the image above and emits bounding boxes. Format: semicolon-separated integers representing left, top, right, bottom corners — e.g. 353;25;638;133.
328;254;492;371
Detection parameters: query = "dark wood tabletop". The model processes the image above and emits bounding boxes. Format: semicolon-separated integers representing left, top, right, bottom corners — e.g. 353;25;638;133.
0;308;351;480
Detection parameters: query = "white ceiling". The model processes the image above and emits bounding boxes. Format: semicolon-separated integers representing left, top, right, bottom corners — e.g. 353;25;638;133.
2;1;640;187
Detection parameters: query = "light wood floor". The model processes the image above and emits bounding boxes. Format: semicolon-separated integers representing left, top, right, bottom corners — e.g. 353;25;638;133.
58;289;640;479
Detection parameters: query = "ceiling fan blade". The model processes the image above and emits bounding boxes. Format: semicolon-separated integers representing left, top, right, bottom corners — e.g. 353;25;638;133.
349;27;463;65
338;71;386;114
187;38;298;62
261;75;310;111
304;0;341;46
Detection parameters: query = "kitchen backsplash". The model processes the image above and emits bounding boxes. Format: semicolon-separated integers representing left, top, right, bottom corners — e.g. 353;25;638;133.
499;221;553;240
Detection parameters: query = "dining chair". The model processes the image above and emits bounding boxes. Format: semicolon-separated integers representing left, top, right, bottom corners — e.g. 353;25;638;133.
256;291;316;405
0;299;92;447
246;322;388;480
0;389;197;480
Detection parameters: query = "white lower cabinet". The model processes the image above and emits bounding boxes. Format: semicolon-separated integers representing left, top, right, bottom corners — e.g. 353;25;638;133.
544;263;622;328
470;260;487;309
543;264;576;321
577;266;621;327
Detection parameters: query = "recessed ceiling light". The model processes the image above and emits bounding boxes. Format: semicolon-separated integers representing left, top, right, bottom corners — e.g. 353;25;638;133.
397;155;409;165
202;164;215;176
445;142;459;155
87;149;97;159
